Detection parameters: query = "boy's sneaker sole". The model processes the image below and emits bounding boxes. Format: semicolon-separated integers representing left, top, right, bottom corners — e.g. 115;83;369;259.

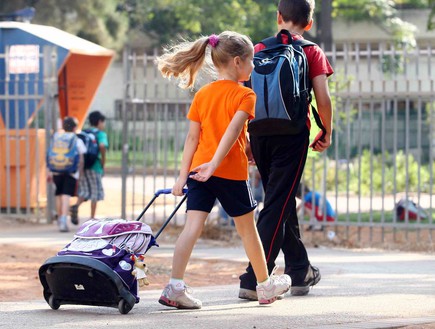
290;265;321;296
238;288;258;301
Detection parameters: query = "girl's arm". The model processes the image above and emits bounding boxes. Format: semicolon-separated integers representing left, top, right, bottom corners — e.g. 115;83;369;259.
190;110;249;182
172;120;200;196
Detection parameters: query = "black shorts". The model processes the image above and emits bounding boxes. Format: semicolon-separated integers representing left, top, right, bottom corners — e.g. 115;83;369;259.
186;175;257;217
53;174;77;197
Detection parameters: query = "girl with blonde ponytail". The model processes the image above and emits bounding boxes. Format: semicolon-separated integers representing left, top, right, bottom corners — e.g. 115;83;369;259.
156;31;291;309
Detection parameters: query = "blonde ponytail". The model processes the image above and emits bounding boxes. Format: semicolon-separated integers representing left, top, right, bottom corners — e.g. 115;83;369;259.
156;37;210;89
156;31;253;89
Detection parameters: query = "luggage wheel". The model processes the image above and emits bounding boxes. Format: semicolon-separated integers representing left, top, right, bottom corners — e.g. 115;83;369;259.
48;295;60;310
118;298;133;314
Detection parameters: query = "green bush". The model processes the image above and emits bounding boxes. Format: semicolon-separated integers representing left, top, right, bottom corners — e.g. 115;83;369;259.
303;149;432;196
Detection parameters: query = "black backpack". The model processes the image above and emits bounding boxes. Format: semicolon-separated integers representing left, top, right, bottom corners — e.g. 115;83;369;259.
77;129;99;169
247;29;326;137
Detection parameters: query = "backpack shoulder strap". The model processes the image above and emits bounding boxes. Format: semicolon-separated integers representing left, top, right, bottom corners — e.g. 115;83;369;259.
84;128;98;137
260;31;317;50
260;36;279;48
293;39;317;48
67;133;77;149
291;38;324;136
311;105;326;136
259;29;293;48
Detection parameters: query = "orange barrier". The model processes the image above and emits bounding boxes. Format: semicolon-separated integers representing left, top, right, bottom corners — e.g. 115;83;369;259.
0;129;46;208
0;23;114;212
58;53;113;128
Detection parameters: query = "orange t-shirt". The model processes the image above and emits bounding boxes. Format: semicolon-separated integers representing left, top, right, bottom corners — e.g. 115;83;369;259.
187;80;256;180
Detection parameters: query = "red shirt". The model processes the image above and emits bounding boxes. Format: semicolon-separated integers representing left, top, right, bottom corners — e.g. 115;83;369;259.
254;33;334;130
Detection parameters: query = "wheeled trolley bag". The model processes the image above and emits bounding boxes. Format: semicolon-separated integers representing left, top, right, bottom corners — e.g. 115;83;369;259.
39;188;187;314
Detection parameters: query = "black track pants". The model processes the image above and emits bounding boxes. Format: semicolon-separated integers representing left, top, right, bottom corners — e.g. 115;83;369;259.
240;129;310;290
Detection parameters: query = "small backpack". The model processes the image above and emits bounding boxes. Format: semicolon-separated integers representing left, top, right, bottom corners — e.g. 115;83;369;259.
247;29;326;137
395;198;428;221
77;129;99;169
47;132;79;173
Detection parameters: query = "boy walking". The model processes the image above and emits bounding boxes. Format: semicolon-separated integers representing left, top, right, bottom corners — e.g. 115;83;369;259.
47;117;86;232
239;0;333;299
71;110;108;222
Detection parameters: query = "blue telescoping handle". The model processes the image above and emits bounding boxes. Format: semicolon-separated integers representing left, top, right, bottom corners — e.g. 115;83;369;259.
135;188;188;240
155;188;188;196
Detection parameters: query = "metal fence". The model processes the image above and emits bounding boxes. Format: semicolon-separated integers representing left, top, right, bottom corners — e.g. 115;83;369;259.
117;42;435;249
312;42;435;249
103;50;189;226
0;46;57;221
1;42;434;249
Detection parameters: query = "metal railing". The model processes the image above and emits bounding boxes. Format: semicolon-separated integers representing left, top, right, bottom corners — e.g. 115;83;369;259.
116;43;435;249
2;42;434;249
0;46;57;222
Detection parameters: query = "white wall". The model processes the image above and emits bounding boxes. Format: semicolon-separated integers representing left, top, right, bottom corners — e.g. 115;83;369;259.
89;61;124;118
332;9;435;44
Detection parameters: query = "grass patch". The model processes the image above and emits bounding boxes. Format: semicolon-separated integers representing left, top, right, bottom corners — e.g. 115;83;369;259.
300;209;432;224
106;150;181;169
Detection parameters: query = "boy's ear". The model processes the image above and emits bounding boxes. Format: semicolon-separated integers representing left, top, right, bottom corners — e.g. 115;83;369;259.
304;19;313;31
277;11;284;25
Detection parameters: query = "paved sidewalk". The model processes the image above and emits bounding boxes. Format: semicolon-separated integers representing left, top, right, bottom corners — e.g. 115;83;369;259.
1;223;435;329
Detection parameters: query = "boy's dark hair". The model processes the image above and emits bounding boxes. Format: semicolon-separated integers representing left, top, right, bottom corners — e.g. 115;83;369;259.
88;110;106;127
278;0;314;28
63;116;78;132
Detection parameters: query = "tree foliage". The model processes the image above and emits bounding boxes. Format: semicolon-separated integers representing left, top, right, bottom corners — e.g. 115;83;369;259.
330;0;426;46
0;0;432;52
429;0;435;29
118;0;276;49
0;0;129;51
119;0;428;51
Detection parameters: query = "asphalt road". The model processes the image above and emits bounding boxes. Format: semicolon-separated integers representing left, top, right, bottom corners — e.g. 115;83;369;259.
1;222;435;329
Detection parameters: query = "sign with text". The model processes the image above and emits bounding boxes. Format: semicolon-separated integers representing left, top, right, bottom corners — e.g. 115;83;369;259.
8;45;40;74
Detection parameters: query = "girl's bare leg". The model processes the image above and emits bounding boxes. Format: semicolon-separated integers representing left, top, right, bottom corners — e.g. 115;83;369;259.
233;211;268;283
171;210;208;279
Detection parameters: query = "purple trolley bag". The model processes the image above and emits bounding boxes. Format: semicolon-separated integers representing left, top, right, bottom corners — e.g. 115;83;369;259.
38;188;187;314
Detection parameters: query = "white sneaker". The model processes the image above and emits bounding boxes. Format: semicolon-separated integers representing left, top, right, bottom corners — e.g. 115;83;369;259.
58;216;69;233
256;269;291;305
158;283;202;309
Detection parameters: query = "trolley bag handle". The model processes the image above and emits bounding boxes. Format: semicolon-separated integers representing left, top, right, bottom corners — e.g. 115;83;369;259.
135;188;188;240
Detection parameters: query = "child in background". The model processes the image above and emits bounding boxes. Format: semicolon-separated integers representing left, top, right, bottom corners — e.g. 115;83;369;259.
47;117;86;232
297;185;336;231
71;111;108;222
155;31;291;309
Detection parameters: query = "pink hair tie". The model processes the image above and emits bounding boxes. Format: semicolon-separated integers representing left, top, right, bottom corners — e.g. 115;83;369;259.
208;34;219;48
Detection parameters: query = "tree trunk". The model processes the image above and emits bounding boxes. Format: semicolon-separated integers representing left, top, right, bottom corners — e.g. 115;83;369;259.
318;0;333;52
